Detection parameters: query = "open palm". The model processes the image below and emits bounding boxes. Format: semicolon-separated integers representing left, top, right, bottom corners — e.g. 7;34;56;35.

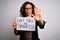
31;7;42;21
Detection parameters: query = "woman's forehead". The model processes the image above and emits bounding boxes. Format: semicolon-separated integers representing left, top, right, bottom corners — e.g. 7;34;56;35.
25;4;32;8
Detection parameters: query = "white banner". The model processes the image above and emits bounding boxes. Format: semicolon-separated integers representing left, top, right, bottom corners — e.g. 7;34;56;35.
16;17;36;31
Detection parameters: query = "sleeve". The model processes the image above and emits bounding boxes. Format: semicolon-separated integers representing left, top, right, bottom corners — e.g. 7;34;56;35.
36;20;46;29
14;28;20;35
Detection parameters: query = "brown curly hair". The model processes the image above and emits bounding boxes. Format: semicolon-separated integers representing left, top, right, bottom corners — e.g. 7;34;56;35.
20;1;35;17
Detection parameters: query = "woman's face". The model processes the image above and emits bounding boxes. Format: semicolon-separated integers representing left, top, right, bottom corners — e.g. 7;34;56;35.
25;4;32;16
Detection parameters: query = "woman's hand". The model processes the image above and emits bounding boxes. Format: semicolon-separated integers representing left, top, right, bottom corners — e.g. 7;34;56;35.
31;7;43;25
13;21;17;29
13;21;19;34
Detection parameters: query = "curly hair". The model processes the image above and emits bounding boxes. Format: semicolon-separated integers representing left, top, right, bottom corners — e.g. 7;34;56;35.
20;1;35;17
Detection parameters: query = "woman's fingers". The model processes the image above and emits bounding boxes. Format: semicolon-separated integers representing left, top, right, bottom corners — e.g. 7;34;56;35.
31;14;35;18
31;14;36;20
13;22;17;28
34;7;38;16
34;7;42;16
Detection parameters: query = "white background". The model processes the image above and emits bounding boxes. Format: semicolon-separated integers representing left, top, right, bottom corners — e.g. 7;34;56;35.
0;0;60;40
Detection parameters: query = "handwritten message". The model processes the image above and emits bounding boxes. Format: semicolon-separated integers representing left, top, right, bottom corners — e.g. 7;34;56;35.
16;17;36;31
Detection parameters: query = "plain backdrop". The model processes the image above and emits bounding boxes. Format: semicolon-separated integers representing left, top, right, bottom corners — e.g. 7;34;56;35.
0;0;60;40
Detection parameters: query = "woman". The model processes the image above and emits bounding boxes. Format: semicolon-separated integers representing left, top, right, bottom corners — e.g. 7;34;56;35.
13;1;46;40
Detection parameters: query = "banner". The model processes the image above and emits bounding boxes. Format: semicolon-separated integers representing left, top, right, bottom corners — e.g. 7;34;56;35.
16;17;36;31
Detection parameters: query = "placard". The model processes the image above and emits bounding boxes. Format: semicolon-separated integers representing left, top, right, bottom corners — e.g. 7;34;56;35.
16;17;36;31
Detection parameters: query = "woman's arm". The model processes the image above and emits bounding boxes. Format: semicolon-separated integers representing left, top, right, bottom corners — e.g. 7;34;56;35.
31;7;46;29
13;21;20;35
36;20;46;29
